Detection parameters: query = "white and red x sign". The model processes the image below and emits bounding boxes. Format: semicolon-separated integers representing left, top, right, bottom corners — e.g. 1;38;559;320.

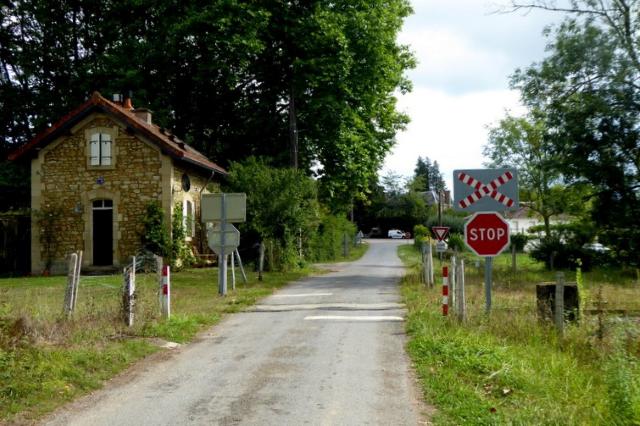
453;169;519;212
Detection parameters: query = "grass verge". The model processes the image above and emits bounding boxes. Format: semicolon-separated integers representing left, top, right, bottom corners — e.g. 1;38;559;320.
399;244;640;425
0;243;368;423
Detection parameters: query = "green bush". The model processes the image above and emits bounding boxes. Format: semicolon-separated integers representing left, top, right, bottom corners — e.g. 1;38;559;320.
510;233;529;252
141;202;170;257
413;224;430;248
426;214;466;234
307;212;356;262
448;232;465;252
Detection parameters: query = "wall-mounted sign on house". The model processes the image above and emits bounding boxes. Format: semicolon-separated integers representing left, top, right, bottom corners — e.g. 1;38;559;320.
9;92;226;274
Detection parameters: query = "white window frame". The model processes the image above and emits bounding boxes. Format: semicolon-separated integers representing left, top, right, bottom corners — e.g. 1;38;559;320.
183;199;195;239
90;133;112;166
85;126;117;169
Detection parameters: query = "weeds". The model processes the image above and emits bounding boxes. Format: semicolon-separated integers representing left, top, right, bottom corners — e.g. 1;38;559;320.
399;245;640;425
0;254;355;422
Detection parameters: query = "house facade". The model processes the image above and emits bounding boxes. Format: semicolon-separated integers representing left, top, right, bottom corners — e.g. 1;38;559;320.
10;92;226;274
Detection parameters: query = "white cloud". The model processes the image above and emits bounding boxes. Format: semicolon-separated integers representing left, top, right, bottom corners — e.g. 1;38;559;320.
399;27;511;93
379;1;562;190
383;87;525;190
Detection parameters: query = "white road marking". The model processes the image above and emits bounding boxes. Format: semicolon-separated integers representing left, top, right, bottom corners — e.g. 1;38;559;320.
304;315;404;322
251;302;405;312
271;293;333;298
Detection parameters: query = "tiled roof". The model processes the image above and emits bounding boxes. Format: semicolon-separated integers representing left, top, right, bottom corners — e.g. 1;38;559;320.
9;92;226;175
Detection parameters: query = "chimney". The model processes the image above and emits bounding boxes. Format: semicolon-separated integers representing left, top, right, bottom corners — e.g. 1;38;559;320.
133;108;152;125
123;97;133;110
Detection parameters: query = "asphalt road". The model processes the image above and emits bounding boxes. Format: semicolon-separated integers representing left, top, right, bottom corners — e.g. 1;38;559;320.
42;239;427;426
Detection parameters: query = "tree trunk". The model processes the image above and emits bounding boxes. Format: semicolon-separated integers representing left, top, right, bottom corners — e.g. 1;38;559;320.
288;81;298;169
543;215;551;238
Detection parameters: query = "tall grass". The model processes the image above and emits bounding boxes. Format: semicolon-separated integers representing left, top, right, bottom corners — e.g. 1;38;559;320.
0;259;344;422
399;245;640;425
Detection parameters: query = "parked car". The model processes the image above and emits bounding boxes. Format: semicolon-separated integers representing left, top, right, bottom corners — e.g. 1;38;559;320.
582;243;610;253
388;229;405;239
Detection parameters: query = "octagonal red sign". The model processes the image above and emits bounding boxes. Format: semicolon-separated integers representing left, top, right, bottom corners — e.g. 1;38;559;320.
464;212;510;257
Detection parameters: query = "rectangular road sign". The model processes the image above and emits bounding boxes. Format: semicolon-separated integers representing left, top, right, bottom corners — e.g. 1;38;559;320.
453;168;519;212
201;193;246;222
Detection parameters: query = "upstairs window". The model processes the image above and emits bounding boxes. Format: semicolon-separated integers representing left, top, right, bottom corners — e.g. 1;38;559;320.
90;133;112;166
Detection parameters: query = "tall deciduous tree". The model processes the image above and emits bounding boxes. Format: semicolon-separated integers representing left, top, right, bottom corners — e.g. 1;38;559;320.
485;113;574;237
506;0;640;264
1;0;415;214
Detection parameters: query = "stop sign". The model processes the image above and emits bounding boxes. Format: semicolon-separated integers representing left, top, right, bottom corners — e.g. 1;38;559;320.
464;212;510;256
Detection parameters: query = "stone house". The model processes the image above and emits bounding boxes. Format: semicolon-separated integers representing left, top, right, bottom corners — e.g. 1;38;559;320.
9;92;226;273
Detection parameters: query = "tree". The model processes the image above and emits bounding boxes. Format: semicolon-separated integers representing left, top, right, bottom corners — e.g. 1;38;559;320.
506;0;640;265
429;160;446;193
1;0;415;214
226;157;319;270
413;156;432;192
484;113;570;237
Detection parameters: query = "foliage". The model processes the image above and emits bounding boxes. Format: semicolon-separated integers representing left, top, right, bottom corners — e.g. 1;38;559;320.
226;158;320;271
306;211;356;262
170;203;195;270
399;244;640;425
413;156;445;193
1;0;415;212
508;1;640;266
0;262;325;422
447;233;465;253
141;202;170;258
34;205;63;272
413;224;430;248
527;220;609;270
510;233;529;252
426;214;466;235
359;171;433;235
485;114;571;237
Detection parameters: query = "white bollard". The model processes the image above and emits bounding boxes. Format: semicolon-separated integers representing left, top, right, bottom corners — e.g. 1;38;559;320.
161;265;171;319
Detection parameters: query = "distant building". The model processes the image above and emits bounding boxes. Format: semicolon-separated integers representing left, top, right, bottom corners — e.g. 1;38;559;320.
504;205;572;235
10;92;226;274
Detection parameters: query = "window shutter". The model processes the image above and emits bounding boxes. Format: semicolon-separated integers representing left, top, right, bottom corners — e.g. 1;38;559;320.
90;134;100;165
100;134;112;165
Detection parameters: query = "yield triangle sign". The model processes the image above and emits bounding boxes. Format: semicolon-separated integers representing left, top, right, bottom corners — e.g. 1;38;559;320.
432;226;450;242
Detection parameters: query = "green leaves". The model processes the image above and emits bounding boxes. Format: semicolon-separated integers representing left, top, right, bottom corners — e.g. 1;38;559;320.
509;2;640;264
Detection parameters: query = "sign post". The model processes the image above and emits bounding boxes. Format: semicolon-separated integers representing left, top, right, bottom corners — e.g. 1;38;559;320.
454;168;518;314
464;212;510;313
202;193;246;296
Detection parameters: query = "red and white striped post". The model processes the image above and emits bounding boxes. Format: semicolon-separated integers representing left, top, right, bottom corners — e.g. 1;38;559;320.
161;265;171;319
442;266;449;316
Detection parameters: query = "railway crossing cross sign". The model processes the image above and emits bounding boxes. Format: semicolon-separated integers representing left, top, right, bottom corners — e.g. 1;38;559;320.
453;168;519;212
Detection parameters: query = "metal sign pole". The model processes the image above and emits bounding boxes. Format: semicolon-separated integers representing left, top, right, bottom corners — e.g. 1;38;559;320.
219;194;227;296
485;256;493;313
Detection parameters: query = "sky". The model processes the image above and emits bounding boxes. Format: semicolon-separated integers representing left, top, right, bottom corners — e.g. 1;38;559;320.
382;0;562;190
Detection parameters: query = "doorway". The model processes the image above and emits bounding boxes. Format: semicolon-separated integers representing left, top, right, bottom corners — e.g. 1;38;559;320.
92;199;113;266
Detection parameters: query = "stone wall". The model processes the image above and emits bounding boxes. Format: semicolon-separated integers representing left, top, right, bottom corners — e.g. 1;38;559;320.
171;164;221;253
33;115;163;272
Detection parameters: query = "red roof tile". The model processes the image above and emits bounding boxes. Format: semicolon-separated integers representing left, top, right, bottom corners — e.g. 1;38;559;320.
9;92;227;175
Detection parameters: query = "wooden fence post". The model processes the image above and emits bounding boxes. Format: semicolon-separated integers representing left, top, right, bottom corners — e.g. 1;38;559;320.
555;272;565;334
